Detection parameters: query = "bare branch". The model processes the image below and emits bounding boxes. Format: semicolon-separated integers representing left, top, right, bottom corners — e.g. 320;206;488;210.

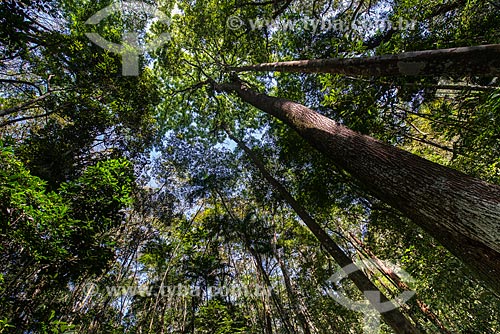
0;92;53;117
0;110;57;128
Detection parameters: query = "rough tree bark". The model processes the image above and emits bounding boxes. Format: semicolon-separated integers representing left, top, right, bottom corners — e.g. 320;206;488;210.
226;129;421;334
216;79;500;294
228;44;500;77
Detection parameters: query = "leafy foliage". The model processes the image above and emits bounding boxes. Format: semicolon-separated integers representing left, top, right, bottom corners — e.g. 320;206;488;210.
0;0;499;333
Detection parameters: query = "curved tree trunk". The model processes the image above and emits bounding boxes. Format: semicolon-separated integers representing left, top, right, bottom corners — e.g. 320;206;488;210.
226;129;421;334
228;44;500;77
216;79;500;294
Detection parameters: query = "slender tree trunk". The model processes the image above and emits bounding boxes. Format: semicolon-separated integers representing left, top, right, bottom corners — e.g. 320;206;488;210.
228;44;500;76
274;245;319;334
216;79;500;294
263;290;274;334
348;233;452;334
252;260;274;334
249;247;296;334
226;129;421;334
214;189;282;334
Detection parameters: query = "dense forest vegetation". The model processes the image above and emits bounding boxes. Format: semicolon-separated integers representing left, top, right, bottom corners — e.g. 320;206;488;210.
1;0;499;333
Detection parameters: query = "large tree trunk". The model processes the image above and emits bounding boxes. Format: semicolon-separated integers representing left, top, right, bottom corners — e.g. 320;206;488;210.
228;44;500;76
226;130;421;334
217;79;500;294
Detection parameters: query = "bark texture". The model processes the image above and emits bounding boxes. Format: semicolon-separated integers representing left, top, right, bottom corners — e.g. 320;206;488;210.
227;130;421;334
229;44;500;77
217;80;500;294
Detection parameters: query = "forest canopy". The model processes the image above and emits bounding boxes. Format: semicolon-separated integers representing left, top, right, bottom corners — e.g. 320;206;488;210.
1;0;499;333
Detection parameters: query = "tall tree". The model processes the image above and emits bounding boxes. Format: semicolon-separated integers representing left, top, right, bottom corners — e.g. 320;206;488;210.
226;129;420;334
214;77;500;293
2;0;499;332
228;44;500;76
